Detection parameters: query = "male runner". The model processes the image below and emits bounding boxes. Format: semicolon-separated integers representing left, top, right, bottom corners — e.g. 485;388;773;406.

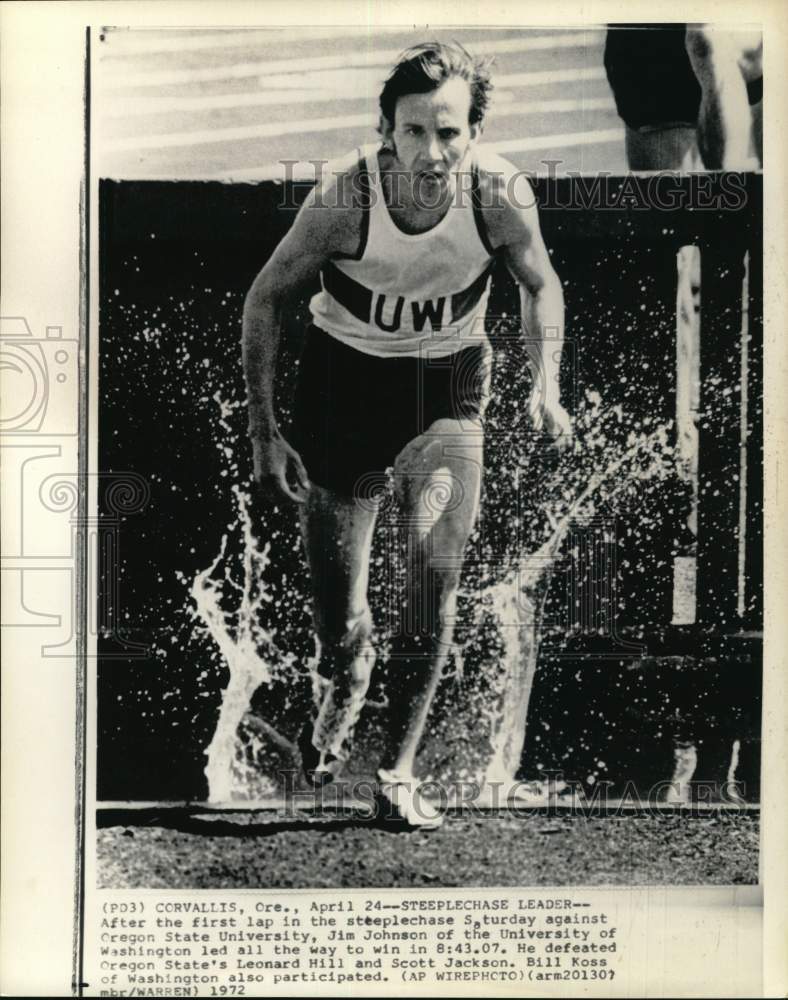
242;42;570;827
604;24;763;171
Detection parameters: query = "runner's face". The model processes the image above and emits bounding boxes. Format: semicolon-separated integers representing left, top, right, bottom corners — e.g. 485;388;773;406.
386;77;479;202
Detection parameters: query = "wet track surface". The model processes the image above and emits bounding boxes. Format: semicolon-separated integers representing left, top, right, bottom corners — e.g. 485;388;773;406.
97;811;759;889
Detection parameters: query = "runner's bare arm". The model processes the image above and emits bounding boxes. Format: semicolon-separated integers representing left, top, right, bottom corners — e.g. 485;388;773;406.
243;172;361;438
480;163;572;447
242;167;362;499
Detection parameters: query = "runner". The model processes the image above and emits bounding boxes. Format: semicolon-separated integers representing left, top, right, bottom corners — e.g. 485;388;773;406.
242;42;571;827
604;24;763;170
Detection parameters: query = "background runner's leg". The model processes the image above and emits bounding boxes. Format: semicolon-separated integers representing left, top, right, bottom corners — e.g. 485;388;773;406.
382;417;484;779
299;483;378;759
751;100;762;167
624;125;700;171
685;27;758;169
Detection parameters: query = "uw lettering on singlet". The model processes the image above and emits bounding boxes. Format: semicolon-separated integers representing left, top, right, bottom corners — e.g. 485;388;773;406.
309;147;496;358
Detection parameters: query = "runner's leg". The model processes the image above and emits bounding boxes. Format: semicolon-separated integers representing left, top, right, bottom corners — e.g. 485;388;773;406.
624;125;700;171
685;27;759;169
381;417;484;778
751;99;762;167
299;483;378;766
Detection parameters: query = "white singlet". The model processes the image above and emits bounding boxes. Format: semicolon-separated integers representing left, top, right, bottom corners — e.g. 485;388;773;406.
309;146;496;358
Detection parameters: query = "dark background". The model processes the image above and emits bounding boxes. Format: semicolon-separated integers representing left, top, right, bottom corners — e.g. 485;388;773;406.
97;174;762;802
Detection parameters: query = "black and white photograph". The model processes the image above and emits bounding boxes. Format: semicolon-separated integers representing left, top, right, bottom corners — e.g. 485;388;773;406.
1;5;784;997
94;22;763;888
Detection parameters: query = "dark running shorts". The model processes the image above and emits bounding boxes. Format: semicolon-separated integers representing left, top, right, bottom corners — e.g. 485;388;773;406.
604;24;762;131
290;326;490;497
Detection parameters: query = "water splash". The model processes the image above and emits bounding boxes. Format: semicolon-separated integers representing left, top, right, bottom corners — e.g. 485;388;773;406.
482;532;564;785
187;391;677;802
188;484;304;802
481;403;677;789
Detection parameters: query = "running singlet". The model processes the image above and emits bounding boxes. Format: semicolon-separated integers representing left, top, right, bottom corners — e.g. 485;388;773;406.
309;146;496;358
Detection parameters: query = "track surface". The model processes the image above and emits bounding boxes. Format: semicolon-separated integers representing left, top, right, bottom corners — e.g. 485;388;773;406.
97;810;758;889
96;26;626;180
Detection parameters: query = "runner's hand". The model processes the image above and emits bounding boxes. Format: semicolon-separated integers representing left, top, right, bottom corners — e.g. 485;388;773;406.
527;390;573;453
252;433;310;504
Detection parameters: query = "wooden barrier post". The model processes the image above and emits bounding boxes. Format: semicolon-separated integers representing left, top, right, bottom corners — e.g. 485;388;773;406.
673;245;701;626
696;238;749;628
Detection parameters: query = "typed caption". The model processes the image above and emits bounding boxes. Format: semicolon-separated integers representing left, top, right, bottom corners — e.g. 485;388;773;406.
88;893;620;995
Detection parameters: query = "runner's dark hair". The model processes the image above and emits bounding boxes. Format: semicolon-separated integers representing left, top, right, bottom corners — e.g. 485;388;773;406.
379;41;494;130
